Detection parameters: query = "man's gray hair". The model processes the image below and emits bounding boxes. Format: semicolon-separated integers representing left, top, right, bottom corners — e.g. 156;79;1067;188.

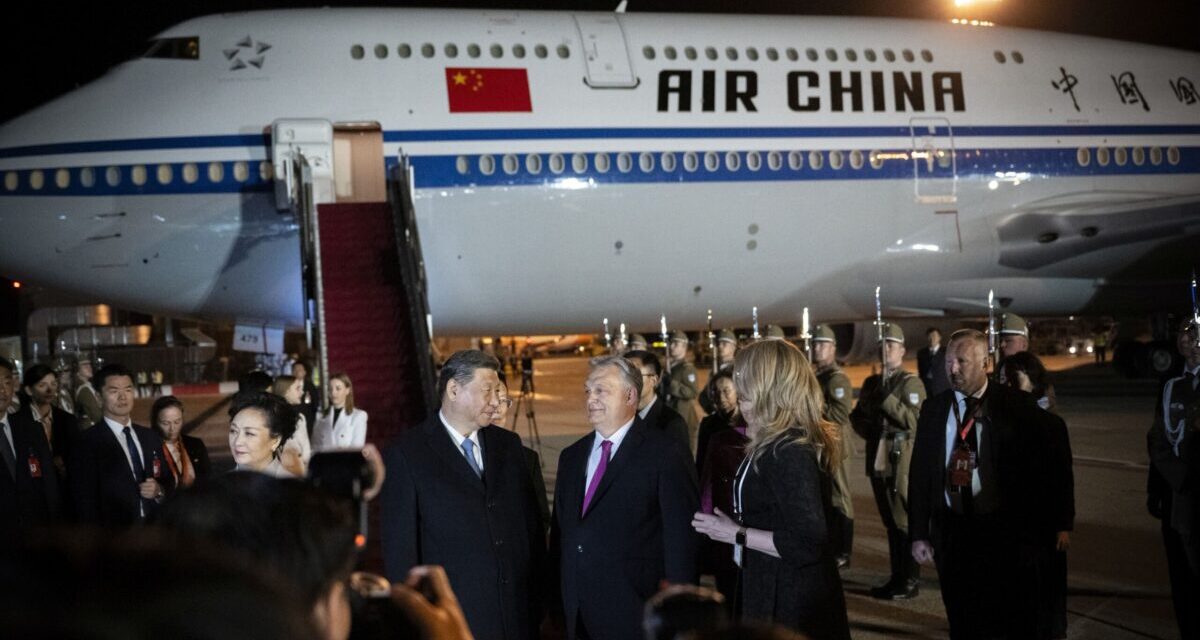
438;349;501;400
589;355;642;399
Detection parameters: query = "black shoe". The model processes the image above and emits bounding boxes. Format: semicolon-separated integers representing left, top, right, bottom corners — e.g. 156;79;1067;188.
836;554;851;570
888;579;920;600
869;578;899;599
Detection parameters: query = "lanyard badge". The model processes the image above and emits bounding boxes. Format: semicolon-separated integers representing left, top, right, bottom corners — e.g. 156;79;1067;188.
948;399;980;491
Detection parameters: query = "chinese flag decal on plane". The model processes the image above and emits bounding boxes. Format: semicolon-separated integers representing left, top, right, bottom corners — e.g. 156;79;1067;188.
445;68;532;113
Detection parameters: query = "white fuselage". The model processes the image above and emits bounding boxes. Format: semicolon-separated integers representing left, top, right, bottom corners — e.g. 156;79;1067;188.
0;9;1197;334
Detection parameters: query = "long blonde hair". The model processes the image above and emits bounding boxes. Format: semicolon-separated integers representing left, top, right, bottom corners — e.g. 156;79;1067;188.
733;340;841;474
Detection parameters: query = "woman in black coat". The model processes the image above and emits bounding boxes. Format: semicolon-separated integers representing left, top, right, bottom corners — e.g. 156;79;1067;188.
692;340;850;639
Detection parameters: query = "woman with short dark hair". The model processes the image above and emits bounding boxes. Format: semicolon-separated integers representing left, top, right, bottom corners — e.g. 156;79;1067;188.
228;392;298;477
151;395;210;488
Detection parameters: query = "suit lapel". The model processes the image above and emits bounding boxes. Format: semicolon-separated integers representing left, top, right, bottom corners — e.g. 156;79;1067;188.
583;419;645;517
422;417;485;493
480;427;503;494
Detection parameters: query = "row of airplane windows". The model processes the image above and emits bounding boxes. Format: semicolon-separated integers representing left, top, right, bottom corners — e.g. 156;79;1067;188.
0;146;1182;192
455;145;1182;177
2;161;271;192
352;42;572;61
351;41;1023;66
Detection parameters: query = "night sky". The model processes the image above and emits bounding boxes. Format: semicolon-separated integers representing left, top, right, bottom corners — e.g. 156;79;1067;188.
2;0;1197;124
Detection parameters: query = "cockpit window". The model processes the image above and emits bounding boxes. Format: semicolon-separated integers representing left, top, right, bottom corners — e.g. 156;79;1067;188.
143;37;200;60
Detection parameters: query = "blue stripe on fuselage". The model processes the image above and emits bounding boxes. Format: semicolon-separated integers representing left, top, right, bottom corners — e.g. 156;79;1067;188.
1;124;1199;159
0;147;1195;196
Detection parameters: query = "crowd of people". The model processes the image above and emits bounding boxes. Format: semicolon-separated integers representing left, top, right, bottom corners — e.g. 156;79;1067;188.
0;311;1197;640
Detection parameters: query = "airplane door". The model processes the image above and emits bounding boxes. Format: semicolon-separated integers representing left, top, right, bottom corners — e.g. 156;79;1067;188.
573;14;638;88
909;117;957;203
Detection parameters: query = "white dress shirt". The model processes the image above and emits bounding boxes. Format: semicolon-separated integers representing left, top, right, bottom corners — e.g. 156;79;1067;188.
439;411;483;472
944;382;987;506
638;396;658;420
105;416;144;481
585;417;635;488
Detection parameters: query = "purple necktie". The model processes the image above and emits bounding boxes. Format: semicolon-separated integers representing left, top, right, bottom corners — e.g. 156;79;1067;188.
581;440;612;515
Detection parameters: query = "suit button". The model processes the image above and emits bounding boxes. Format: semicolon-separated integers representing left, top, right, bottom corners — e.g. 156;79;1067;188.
577;545;583;553
494;539;504;547
488;501;496;509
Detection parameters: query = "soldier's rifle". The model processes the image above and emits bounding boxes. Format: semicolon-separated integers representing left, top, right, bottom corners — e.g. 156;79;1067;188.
1192;271;1200;348
800;307;812;359
987;289;997;366
661;315;672;375
603;317;611;352
752;306;761;341
707;309;717;375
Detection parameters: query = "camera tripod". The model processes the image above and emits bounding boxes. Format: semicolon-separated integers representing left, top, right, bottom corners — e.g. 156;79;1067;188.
512;360;543;460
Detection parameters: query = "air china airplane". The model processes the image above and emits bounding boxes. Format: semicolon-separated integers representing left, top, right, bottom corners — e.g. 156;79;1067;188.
0;9;1197;345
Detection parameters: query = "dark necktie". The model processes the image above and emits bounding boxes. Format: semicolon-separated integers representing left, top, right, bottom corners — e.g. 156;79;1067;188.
1;421;15;481
124;427;145;481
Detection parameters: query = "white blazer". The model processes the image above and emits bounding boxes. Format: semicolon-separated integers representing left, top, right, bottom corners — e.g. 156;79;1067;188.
313;407;368;450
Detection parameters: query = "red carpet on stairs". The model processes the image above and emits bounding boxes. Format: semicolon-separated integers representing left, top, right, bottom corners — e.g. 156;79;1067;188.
317;202;431;571
318;201;430;442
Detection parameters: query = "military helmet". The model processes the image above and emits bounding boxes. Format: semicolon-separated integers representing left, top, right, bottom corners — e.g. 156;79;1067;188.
999;312;1029;337
764;324;786;340
811;324;836;343
717;329;737;344
669;329;689;344
878;322;905;344
629;333;649;349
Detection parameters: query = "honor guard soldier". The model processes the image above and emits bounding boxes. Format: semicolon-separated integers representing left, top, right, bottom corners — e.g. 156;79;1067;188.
998;312;1030;359
850;322;926;599
764;324;786;341
700;330;738;415
997;312;1056;410
629;334;649;353
1148;317;1200;640
663;330;700;442
811;324;856;568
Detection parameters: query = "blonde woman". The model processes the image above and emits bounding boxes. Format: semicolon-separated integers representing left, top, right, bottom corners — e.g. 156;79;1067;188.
692;340;850;639
312;373;368;450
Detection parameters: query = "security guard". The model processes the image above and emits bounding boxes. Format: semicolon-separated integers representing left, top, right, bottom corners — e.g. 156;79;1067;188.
662;330;700;443
997;312;1056;410
812;324;856;568
700;329;738;415
850;322;926;599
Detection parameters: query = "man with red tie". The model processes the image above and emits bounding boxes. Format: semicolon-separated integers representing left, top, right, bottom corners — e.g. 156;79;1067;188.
549;355;699;640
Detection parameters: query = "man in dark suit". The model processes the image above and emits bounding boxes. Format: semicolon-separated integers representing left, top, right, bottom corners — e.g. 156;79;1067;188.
68;364;173;527
0;357;62;534
917;327;951;397
909;329;1059;639
1147;318;1200;640
550;355;699;640
624;350;690;454
382;349;546;640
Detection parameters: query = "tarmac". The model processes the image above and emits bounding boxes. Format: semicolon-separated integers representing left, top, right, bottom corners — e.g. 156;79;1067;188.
163;353;1179;639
